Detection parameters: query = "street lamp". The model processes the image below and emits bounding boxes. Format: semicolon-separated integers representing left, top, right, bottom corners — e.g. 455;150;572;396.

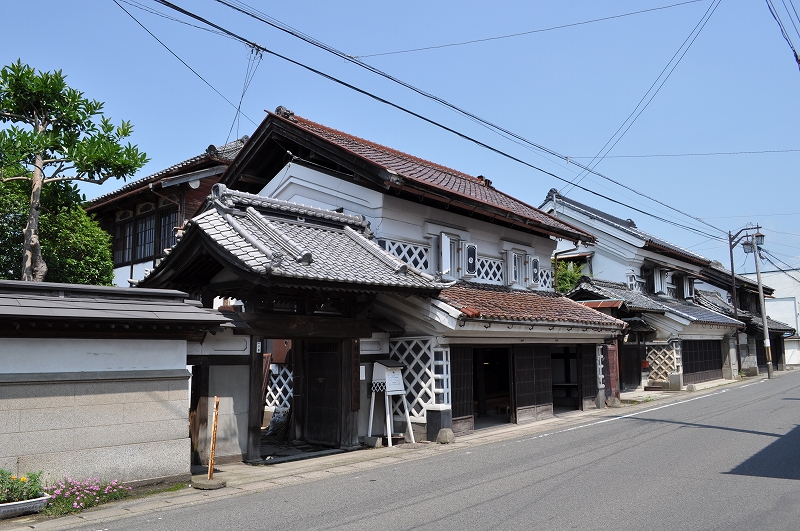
742;230;774;379
728;226;759;371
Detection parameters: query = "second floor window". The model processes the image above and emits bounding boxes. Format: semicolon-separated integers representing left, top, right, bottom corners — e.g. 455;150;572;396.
135;214;156;260
113;206;179;267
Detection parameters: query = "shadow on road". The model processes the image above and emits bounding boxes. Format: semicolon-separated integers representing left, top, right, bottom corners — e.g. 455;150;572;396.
726;424;800;481
622;416;781;438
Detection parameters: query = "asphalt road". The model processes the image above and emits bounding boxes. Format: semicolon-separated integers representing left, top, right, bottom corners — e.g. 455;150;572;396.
78;373;800;531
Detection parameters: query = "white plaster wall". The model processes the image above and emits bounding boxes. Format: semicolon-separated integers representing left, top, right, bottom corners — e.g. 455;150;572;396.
766;298;799;331
187;328;249;356
0;338;186;373
785;338;800;365
198;365;249;461
260;162;557;279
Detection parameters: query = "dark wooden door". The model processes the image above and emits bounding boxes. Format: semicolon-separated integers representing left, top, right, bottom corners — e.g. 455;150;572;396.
620;344;643;390
683;340;723;384
533;345;552;407
450;345;474;434
512;345;536;423
304;341;341;446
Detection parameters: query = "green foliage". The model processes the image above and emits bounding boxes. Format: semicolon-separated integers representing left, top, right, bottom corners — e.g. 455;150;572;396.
555;260;583;293
0;470;44;503
0;60;146;281
0;60;148;184
43;477;131;515
0;180;113;284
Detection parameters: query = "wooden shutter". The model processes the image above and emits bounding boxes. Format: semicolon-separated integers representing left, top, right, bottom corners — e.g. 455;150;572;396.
512;345;536;423
450;345;474;434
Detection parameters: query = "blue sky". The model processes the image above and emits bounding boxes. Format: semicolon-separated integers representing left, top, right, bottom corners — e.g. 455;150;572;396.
3;0;799;277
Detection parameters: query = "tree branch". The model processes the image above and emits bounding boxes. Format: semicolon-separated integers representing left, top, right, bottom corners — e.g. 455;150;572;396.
0;175;33;182
43;173;116;185
0;111;34;124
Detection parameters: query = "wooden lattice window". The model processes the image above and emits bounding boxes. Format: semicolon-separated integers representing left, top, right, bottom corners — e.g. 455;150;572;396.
477;257;504;283
378;239;431;272
389;337;437;422
265;364;293;409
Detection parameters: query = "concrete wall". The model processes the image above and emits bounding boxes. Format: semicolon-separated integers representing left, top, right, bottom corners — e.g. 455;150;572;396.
0;337;191;485
0;372;190;485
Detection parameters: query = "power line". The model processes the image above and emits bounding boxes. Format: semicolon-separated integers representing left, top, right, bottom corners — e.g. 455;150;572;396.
705;212;800;219
226;46;263;144
570;148;800;158
118;0;234;38
762;227;800;237
193;0;727;237
113;0;258;127
561;0;722;195
145;0;726;241
762;250;800;285
351;1;707;58
765;0;800;70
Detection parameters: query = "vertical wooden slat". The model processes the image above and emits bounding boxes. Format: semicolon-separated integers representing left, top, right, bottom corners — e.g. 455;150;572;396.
450;345;473;419
247;336;264;460
533;345;552;406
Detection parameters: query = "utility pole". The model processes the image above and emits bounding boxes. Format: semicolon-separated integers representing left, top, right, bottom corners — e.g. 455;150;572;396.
749;232;774;379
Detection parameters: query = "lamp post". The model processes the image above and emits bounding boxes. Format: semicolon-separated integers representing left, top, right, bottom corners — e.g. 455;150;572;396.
743;230;774;379
728;226;759;371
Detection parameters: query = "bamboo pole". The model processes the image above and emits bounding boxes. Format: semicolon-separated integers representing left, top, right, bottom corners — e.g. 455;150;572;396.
208;396;220;480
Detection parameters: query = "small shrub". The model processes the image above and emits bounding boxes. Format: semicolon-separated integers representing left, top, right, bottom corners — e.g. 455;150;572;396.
43;477;131;516
0;470;44;503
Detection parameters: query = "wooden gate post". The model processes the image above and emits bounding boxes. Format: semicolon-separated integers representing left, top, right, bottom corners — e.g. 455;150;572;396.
208;396;220;480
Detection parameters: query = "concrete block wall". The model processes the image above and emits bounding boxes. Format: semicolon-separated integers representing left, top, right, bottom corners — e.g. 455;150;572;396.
0;374;190;485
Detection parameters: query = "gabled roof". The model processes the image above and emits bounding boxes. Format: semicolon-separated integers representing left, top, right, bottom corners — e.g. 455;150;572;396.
568;277;666;312
542;188;709;266
695;289;794;333
141;184;445;294
436;281;625;328
87;137;248;211
221;108;594;243
568;277;743;327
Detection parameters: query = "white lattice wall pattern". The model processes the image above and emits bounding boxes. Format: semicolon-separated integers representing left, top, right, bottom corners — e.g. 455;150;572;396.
536;268;554;290
265;364;293;409
477;257;504;283
389;338;436;422
378;239;430;271
646;343;677;382
432;348;451;405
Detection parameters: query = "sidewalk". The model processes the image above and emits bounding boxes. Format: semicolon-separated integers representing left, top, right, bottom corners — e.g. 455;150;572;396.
2;373;769;531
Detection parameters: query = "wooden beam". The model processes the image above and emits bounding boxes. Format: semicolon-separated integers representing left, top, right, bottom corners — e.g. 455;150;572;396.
247;335;265;461
239;313;376;338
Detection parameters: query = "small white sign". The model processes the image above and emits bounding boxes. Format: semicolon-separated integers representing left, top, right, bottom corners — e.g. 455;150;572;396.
360;365;366;381
385;368;404;393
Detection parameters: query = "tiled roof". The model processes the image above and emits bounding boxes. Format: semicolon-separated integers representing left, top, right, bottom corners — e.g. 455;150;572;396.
568;278;666;312
695;289;795;333
0;280;227;324
88;137;248;208
436;281;625;327
271;111;592;242
543;188;709;265
655;297;743;326
149;184;443;291
621;317;656;333
568;277;743;327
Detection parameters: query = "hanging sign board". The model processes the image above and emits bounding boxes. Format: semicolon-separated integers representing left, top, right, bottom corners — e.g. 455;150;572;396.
385;367;404;394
